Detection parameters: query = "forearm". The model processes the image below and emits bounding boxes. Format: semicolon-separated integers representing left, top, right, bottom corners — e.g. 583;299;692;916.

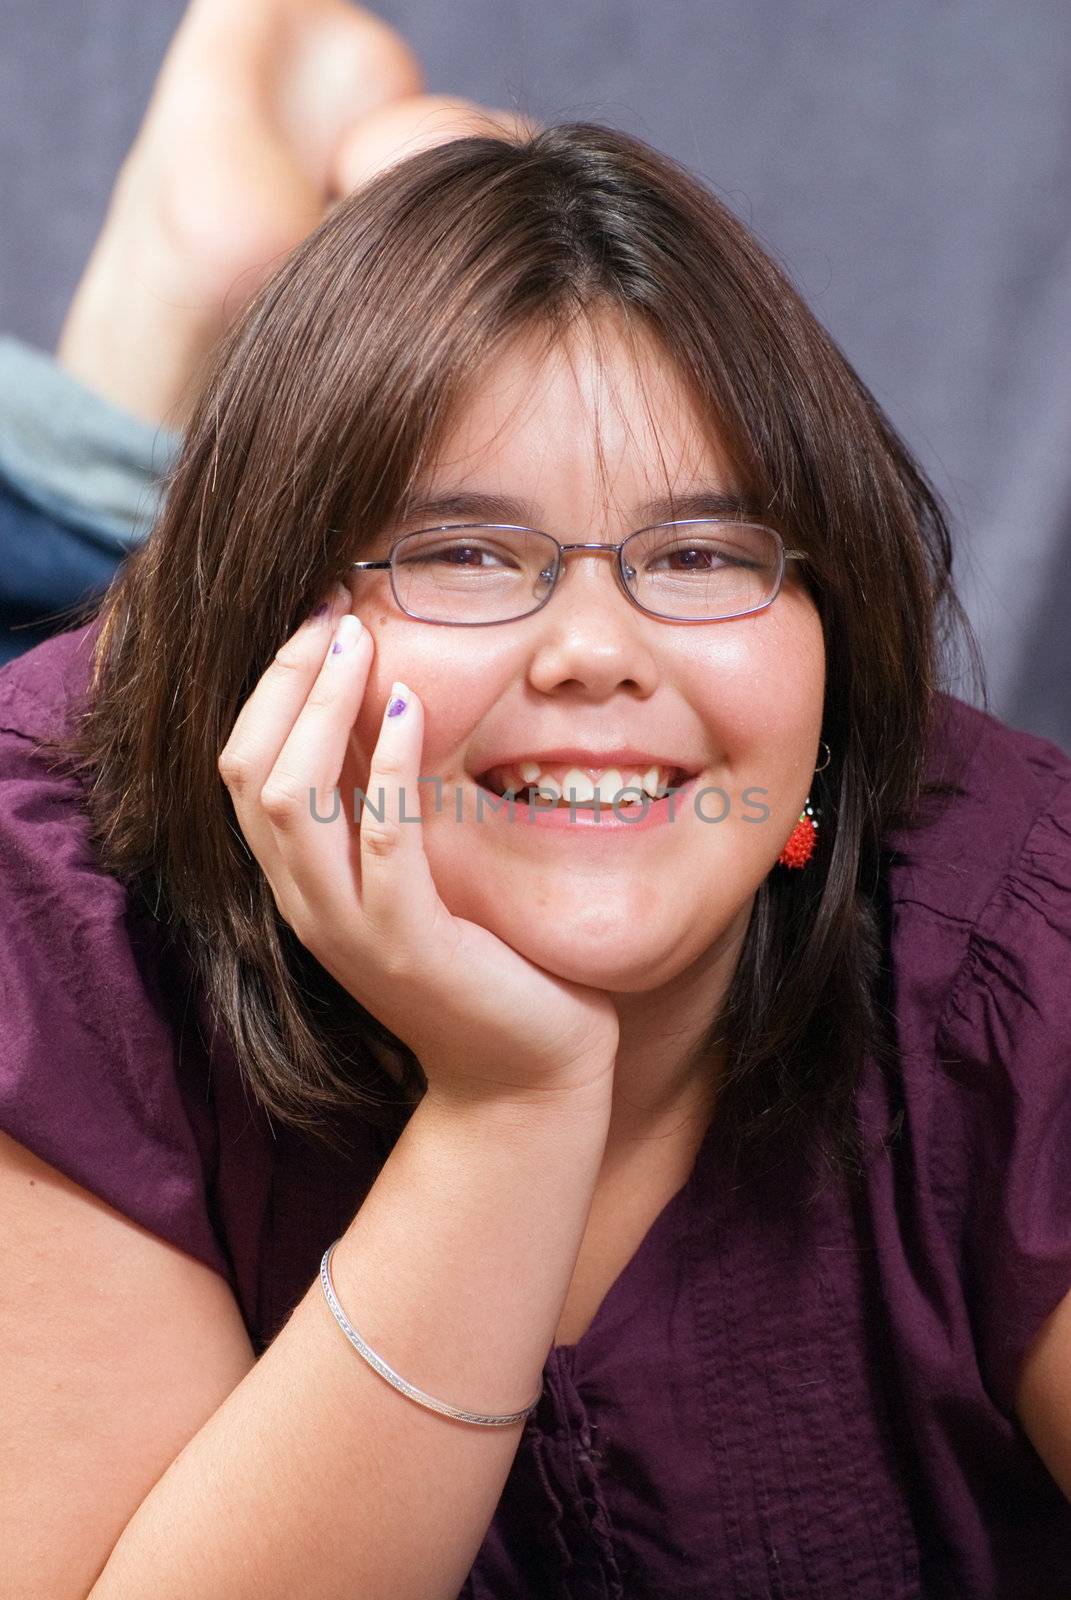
89;1080;613;1600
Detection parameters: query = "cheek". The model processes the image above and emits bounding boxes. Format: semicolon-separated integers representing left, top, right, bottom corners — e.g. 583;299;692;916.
688;603;826;829
345;607;505;777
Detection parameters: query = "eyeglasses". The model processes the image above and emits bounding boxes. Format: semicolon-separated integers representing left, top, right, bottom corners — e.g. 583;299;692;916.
350;520;807;626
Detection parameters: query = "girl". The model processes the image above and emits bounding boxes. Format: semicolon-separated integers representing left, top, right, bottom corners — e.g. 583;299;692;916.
2;9;1070;1597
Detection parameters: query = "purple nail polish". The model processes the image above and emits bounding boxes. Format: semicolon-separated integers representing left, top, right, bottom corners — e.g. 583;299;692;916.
331;639;344;655
387;695;408;718
312;601;329;617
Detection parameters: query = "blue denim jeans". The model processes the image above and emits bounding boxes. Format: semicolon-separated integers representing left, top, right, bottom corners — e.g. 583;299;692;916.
0;336;181;665
0;473;128;666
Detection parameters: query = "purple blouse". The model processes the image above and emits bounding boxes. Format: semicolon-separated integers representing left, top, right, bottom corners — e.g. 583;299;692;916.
2;619;1071;1599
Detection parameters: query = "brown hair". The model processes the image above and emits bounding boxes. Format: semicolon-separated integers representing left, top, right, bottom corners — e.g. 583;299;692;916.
43;121;984;1195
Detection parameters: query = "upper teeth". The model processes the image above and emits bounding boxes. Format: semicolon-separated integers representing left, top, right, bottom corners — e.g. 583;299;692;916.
495;761;678;803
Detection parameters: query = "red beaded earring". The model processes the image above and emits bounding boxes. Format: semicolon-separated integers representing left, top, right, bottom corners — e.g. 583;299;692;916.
777;741;830;870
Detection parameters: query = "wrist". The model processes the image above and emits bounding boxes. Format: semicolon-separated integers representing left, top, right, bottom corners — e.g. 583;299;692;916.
419;1063;616;1130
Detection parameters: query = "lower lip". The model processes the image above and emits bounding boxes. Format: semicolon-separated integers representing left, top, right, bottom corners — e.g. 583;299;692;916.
473;774;703;833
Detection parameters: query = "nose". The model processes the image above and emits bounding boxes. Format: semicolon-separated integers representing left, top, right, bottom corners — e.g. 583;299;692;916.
525;546;660;700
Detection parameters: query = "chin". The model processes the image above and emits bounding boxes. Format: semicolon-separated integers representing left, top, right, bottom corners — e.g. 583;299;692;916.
492;923;702;995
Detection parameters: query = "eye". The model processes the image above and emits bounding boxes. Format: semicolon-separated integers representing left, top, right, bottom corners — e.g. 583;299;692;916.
397;535;522;570
654;544;723;571
637;525;772;576
645;541;753;573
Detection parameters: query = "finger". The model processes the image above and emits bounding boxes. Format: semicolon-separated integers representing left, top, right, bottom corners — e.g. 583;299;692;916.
357;679;450;964
261;608;376;897
217;581;350;796
218;581;351;904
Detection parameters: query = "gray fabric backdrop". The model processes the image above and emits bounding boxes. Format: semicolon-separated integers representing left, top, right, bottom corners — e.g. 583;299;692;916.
2;0;1069;748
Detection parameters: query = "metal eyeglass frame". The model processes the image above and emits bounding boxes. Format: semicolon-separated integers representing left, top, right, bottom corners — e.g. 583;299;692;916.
349;519;808;626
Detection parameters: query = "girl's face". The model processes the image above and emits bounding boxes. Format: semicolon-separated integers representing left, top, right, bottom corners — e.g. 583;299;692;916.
345;314;825;994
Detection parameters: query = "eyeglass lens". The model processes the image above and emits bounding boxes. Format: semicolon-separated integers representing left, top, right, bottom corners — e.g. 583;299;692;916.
388;522;783;623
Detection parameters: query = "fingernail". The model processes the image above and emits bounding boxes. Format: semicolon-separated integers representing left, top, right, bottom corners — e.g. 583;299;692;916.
330;613;363;654
306;581;351;626
386;681;410;718
306;586;337;624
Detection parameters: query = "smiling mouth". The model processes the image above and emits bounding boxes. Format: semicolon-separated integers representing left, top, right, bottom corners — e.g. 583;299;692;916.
475;765;696;808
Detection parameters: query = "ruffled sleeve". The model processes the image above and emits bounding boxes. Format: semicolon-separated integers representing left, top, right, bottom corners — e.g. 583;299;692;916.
0;686;233;1285
933;757;1071;1418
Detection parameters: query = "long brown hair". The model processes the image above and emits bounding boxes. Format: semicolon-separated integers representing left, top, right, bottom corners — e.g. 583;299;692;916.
42;121;984;1193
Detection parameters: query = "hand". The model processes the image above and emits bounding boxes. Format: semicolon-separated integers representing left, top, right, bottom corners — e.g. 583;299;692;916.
217;585;620;1110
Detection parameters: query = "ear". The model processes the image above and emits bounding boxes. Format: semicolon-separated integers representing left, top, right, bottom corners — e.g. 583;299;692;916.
1015;1283;1071;1502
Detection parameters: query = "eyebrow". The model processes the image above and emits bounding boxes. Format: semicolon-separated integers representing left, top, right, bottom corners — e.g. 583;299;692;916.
393;487;766;528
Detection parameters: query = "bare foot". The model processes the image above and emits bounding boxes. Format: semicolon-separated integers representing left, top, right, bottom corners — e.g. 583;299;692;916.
113;0;424;311
56;1;530;429
331;91;539;194
57;0;426;425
